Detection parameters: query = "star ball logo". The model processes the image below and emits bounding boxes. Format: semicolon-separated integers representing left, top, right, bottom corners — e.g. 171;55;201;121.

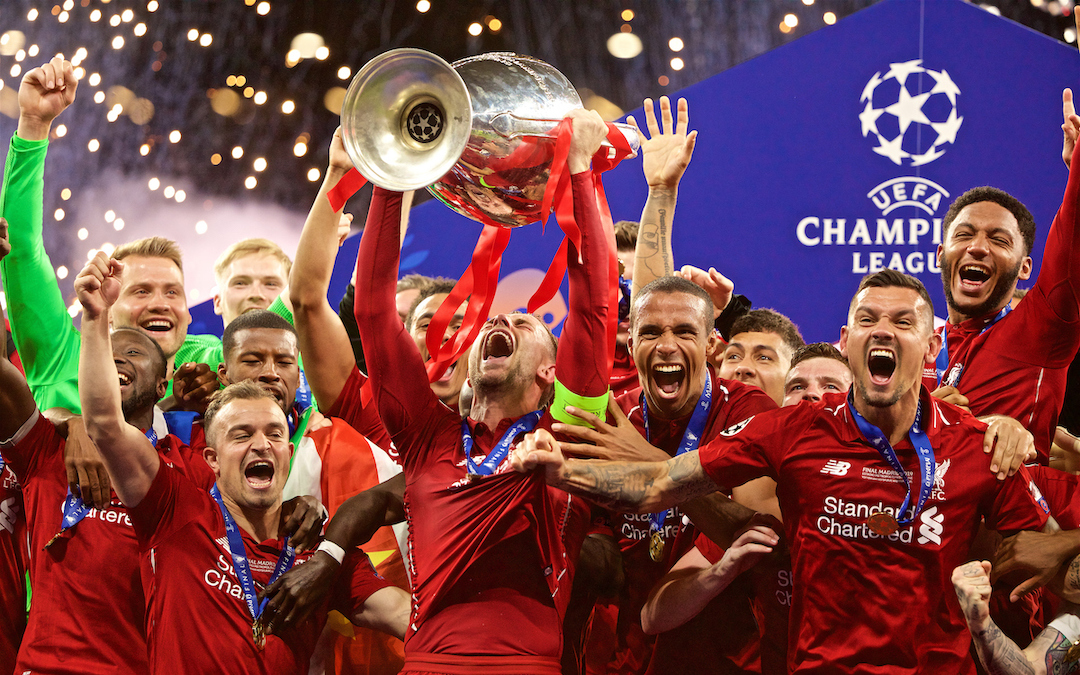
859;59;963;166
792;59;961;276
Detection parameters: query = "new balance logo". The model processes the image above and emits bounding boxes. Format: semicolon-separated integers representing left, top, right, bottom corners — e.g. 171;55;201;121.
820;460;851;476
917;506;944;545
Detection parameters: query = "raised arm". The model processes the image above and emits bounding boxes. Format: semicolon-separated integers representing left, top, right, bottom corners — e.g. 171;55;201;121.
0;57;82;412
75;253;159;507
0;219;39;441
552;110;617;419
289;128;358;409
1036;87;1080;323
511;428;719;513
627;96;696;297
353;185;437;437
953;560;1080;675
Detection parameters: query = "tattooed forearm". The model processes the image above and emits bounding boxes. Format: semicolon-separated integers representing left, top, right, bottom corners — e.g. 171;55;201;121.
632;188;676;297
1066;558;1080;600
972;622;1036;675
560;452;717;514
1038;629;1080;674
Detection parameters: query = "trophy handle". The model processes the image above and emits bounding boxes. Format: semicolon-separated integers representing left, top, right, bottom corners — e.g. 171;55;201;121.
490;112;640;158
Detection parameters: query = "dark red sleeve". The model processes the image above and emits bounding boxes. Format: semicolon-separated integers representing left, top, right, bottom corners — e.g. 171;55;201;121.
1026;465;1080;529
326;366;392;452
2;413;57;481
694;532;725;565
1031;140;1080;325
129;462;206;550
556;171;613;397
353;188;442;444
983;465;1050;533
332;549;394;616
698;406;799;489
718;379;779;430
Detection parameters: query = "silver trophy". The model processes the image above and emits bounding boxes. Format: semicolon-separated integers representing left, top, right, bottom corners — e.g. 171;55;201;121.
339;48;640;228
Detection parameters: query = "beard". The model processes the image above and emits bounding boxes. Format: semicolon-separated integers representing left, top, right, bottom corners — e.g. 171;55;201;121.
121;383;160;421
940;254;1022;321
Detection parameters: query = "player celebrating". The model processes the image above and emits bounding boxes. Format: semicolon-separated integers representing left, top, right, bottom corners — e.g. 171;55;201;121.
926;90;1080;460
74;254;409;672
514;270;1047;674
349;109;613;675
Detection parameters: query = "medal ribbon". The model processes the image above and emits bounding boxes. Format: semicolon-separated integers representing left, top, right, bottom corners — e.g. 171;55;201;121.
641;374;712;540
209;484;295;626
46;427;157;549
935;305;1011;387
848;393;934;527
460;409;544;477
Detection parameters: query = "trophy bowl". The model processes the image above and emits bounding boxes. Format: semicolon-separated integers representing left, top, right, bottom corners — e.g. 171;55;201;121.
340;49;639;228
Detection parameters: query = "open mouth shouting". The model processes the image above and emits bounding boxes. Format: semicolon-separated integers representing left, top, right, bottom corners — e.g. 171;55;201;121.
117;369;134;389
956;264;992;295
866;348;897;386
481;328;515;365
243;458;275;490
652;363;686;399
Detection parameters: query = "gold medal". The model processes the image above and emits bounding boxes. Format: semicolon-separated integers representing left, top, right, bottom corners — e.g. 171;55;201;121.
649;530;665;563
867;511;899;537
1065;641;1080;663
252;619;266;651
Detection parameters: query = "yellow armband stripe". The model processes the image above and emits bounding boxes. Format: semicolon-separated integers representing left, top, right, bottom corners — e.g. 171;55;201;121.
550;380;609;428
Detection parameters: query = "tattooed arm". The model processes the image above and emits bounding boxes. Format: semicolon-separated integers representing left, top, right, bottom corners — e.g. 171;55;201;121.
954;560;1080;675
627;96;696;296
511;428;720;513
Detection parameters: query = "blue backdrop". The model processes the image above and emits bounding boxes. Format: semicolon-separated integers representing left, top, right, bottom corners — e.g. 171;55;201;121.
190;0;1077;343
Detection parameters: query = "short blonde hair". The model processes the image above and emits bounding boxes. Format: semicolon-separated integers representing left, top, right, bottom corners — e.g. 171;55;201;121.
203;380;278;446
214;238;292;286
112;236;184;275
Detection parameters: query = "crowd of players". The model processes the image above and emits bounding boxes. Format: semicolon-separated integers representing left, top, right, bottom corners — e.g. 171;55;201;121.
2;53;1080;674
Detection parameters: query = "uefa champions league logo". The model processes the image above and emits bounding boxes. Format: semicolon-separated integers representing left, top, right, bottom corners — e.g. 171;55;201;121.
859;59;963;167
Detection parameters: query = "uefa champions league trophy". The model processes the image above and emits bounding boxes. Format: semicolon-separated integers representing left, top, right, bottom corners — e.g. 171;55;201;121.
338;48;640;228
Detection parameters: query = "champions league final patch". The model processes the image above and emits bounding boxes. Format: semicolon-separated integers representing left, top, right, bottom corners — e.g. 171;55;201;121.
719;416;754;437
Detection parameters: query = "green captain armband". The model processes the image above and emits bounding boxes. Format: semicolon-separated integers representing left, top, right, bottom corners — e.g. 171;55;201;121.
550;380;609;428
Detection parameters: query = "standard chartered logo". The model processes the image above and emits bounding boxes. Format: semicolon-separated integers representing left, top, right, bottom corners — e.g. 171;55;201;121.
916;506;944;545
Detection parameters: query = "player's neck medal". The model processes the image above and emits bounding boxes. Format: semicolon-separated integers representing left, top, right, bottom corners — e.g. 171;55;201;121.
641;377;713;565
850;395;935;539
252;620;266;651
649;529;665;562
867;511;899;536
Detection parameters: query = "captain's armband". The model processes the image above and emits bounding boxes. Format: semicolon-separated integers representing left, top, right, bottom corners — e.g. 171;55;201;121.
551;380;609;428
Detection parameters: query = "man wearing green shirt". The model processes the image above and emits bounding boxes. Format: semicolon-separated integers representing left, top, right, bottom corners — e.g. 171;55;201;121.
1;57;296;414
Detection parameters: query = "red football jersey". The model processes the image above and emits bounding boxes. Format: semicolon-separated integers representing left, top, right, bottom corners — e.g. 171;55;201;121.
698;390;1049;674
353;175;608;674
2;413;195;675
0;459;26;675
921;144;1080;462
591;371;775;675
129;463;391;674
609;346;639;400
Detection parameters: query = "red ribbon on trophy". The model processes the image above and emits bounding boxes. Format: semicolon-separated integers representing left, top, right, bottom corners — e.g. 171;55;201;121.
327;119;633;385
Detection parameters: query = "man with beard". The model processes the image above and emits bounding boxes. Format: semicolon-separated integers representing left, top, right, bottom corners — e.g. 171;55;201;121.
0;264;197;674
554;275;777;675
74;253;410;673
346;109;611;674
513;270;1049;674
925;92;1080;462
